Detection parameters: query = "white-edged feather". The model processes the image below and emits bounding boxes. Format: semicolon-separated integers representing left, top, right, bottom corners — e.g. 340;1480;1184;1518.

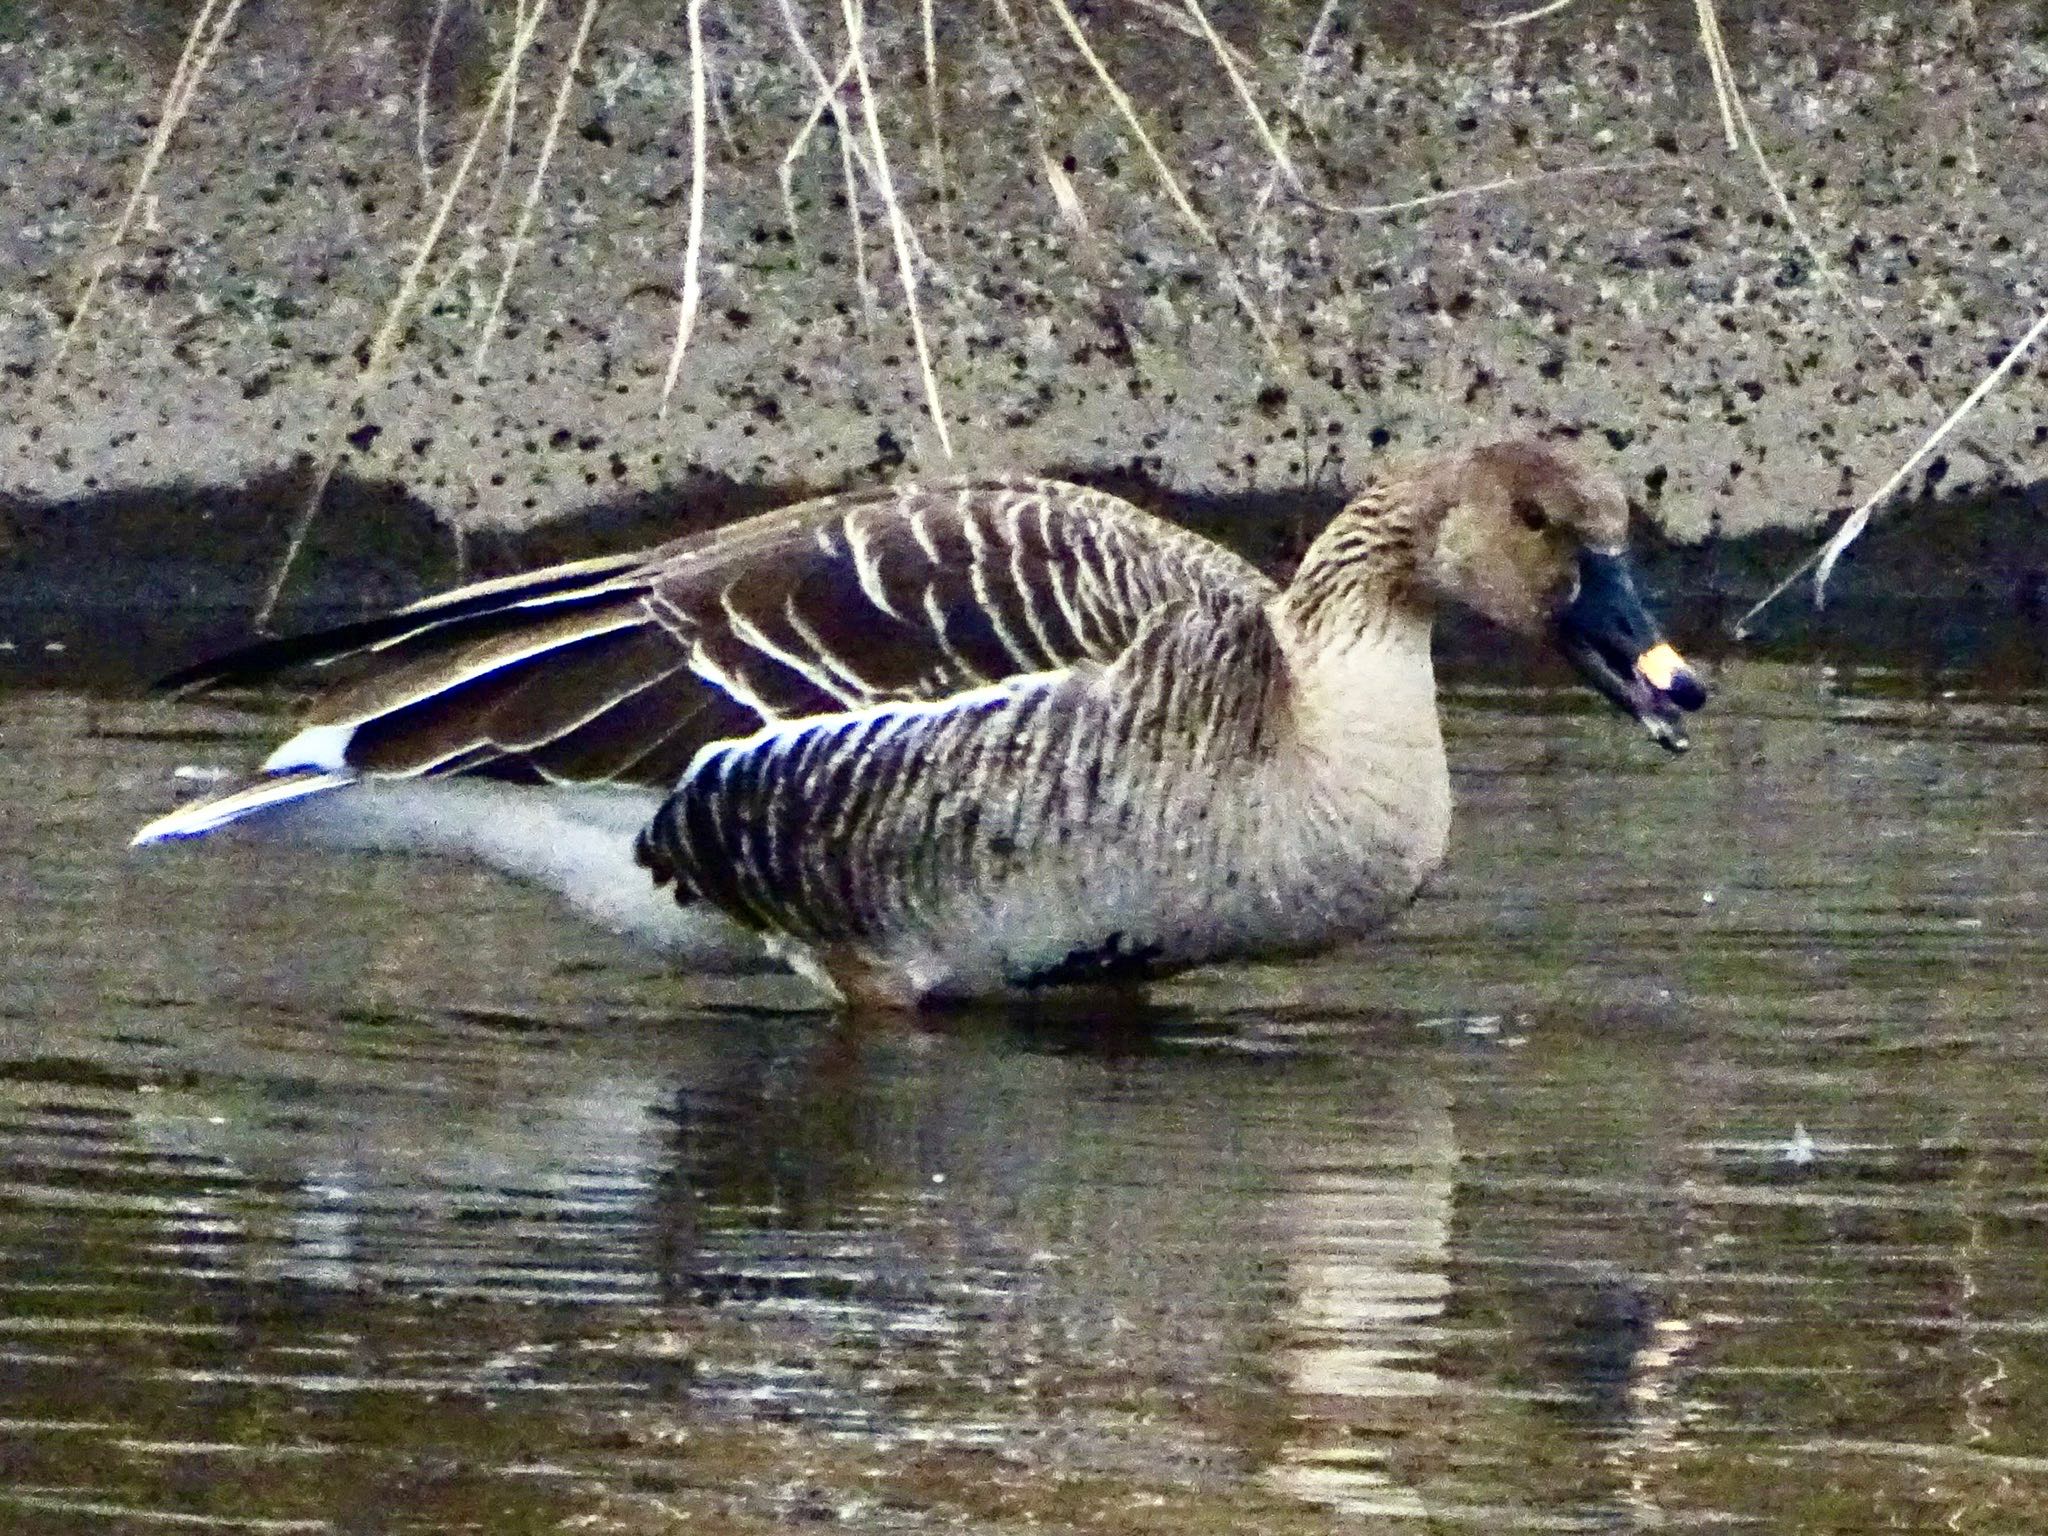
132;768;356;845
262;721;359;773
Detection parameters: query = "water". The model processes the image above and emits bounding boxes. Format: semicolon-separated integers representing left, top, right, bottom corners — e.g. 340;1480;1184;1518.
3;660;2047;1533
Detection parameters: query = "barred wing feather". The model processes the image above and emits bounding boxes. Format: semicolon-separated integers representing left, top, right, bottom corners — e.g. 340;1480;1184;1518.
193;478;1272;794
634;597;1287;960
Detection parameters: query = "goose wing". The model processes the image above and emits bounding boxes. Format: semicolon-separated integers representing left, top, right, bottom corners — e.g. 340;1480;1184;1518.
632;595;1286;953
180;478;1274;793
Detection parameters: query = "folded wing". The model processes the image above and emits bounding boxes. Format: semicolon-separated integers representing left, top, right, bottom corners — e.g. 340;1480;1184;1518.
155;477;1275;797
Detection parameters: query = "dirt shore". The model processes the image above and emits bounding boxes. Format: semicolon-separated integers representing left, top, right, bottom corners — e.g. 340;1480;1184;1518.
1;1;2042;560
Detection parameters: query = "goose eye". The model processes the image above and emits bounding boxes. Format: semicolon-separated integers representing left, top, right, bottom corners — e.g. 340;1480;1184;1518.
1512;497;1549;533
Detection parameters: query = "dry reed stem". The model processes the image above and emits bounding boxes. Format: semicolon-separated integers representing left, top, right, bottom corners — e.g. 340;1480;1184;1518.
1250;0;1336;221
779;48;855;224
1179;0;1312;204
834;80;877;323
279;5;358;155
658;0;712;415
840;0;954;458
1193;0;1643;228
1956;0;1982;178
481;0;541;228
990;0;1182;431
1228;2;1668;225
1125;0;1253;65
1733;303;2048;637
781;50;873;317
411;0;533;324
989;0;1181;412
1202;0;1673;231
920;0;953;256
156;0;217;106
988;0;1086;234
1472;0;1580;31
1038;0;1281;358
1462;0;1987;473
57;0;245;365
416;0;453;199
705;36;739;153
773;0;877;323
475;0;606;376
1335;158;1675;218
1692;0;1740;149
259;0;552;628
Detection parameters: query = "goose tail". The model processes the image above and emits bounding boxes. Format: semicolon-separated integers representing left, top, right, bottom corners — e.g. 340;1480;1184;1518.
130;767;357;846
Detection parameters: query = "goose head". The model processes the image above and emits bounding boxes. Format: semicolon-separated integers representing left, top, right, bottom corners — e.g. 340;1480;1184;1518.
1405;440;1709;751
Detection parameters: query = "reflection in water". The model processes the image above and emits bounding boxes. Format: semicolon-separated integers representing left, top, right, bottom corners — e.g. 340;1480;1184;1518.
3;661;2048;1531
1263;1081;1455;1520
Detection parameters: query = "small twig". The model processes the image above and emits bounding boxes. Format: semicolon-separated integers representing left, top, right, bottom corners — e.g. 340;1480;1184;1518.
921;0;953;256
989;0;1083;233
840;0;954;457
705;30;740;153
58;0;245;363
1732;302;2048;638
1956;0;1982;179
1040;0;1281;356
1329;157;1674;218
1124;0;1253;64
773;0;876;323
1181;0;1313;204
833;74;876;324
1471;0;1579;30
415;0;452;200
658;0;712;414
1250;0;1337;222
279;5;355;155
476;0;605;375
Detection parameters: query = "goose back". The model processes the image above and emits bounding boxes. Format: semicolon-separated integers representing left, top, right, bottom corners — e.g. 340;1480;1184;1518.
211;478;1274;794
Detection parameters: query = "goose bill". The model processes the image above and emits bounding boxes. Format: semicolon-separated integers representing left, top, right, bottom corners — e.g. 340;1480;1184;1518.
1555;550;1708;754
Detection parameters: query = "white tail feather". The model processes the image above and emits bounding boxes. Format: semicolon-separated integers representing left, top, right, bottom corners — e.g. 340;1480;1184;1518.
130;768;356;846
132;772;763;967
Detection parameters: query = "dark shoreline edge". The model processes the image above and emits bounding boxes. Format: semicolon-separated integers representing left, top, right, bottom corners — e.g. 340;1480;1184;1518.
5;462;2045;692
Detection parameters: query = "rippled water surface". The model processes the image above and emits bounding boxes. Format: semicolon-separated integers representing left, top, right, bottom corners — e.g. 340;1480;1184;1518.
5;660;2048;1534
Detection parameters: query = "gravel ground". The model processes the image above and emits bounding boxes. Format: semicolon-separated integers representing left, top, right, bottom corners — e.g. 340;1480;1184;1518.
0;0;2042;552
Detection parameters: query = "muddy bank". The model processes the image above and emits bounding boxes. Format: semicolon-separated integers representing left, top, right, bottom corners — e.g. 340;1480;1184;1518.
0;2;2042;543
6;467;2044;691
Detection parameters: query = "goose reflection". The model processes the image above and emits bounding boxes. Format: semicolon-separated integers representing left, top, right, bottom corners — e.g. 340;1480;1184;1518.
85;998;1709;1524
1258;1077;1457;1520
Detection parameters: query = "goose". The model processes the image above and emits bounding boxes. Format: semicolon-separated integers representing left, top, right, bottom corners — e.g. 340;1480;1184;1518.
132;439;1706;1008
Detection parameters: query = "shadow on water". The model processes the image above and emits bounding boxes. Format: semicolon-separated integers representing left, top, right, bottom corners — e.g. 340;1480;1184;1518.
4;654;2048;1531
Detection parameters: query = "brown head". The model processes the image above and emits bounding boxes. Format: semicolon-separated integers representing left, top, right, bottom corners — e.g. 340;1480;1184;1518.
1292;438;1708;750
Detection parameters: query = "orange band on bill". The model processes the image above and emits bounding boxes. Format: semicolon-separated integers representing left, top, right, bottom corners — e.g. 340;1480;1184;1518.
1636;642;1688;691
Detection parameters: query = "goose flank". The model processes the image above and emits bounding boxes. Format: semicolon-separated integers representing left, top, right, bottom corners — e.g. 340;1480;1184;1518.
132;440;1707;1007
